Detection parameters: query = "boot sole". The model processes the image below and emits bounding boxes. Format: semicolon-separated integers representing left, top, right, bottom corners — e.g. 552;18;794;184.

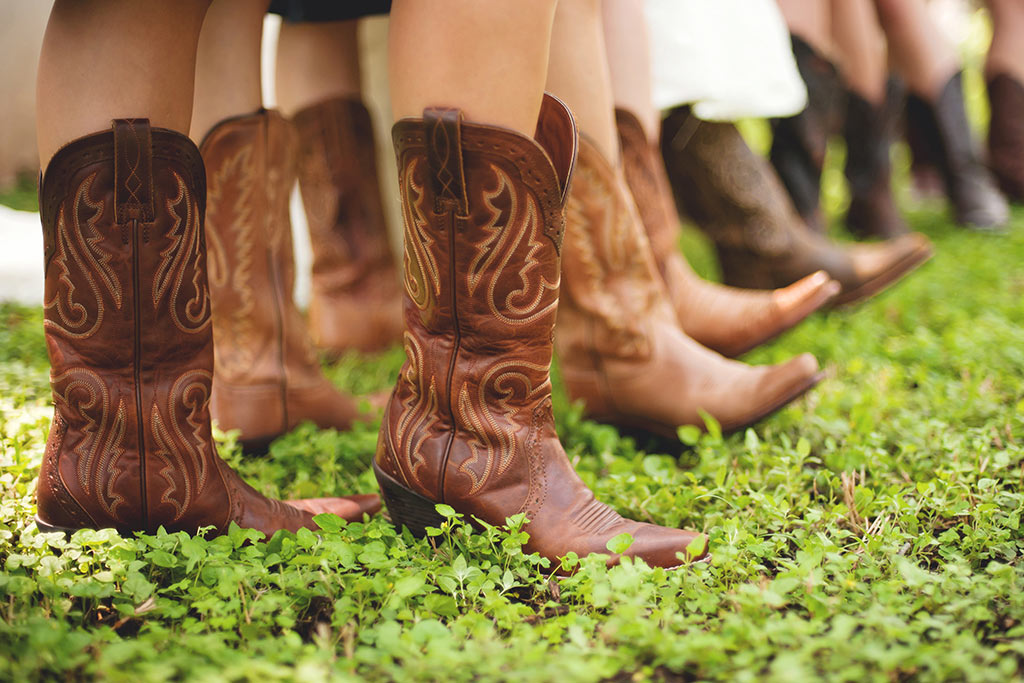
588;370;825;443
373;461;447;537
34;516;80;536
832;244;934;308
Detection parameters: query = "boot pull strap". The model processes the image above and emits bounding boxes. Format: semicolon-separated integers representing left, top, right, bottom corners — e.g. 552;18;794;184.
113;118;155;224
423;108;469;217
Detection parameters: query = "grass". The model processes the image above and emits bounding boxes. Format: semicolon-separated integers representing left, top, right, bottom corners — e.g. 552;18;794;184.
2;183;1023;680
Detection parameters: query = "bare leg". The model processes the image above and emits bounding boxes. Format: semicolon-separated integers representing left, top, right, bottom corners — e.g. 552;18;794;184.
275;19;362;117
602;0;657;145
545;0;618;162
830;0;887;104
776;0;833;57
36;0;209;166
190;0;268;141
390;0;555;134
872;0;959;98
986;0;1024;83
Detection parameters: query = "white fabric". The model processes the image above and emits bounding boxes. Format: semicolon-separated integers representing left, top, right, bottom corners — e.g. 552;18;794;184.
646;0;807;121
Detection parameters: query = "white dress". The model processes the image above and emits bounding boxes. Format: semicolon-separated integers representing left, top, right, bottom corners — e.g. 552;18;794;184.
646;0;807;121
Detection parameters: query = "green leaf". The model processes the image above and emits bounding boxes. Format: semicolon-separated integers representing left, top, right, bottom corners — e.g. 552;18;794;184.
677;425;701;446
605;533;634;555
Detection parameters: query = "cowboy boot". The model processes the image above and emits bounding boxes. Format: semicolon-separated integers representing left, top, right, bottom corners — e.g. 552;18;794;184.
292;96;404;355
905;72;1009;230
34;120;378;537
661;107;933;307
770;35;846;235
374;96;707;569
201;110;367;452
843;80;911;240
986;72;1024;202
556;133;822;438
616;108;838;358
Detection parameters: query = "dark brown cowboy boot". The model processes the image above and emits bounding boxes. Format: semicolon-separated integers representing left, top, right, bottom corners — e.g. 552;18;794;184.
770;35;845;235
35;120;379;537
661;107;933;307
987;72;1024;202
292;97;403;355
616;108;838;358
843;80;911;239
374;96;707;570
556;134;822;439
201;110;367;452
906;72;1009;230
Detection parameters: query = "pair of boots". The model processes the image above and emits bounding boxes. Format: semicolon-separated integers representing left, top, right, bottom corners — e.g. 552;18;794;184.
774;36;1007;235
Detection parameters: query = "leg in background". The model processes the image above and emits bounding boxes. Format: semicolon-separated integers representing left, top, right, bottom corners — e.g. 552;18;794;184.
872;0;958;99
984;0;1024;200
831;0;910;238
275;19;361;117
771;0;844;233
34;0;376;537
830;0;887;104
877;0;1009;228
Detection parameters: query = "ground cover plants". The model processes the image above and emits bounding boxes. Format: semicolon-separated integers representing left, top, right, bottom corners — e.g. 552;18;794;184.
2;192;1023;680
2;36;1023;675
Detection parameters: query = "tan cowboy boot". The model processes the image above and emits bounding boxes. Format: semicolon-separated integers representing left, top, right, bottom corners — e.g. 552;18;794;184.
556;135;822;439
374;96;707;569
35;120;378;536
616;108;838;358
292;97;404;355
661;107;933;307
201;110;367;452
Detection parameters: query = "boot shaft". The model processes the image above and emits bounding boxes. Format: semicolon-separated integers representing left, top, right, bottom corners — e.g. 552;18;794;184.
380;95;576;503
293;96;393;285
38;121;229;533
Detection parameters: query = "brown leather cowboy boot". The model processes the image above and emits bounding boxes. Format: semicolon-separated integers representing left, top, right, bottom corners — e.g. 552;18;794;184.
292;97;403;355
201;110;366;452
843;81;911;240
987;72;1024;202
661;107;933;307
616;108;838;358
556;134;822;438
374;96;707;569
770;35;845;235
35;120;378;537
906;72;1009;230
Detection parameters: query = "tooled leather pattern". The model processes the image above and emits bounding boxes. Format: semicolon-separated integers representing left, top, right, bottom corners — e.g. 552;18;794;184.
205;142;259;380
664;112;794;256
561;143;656;359
39;125;228;533
295;99;394;291
383;123;563;502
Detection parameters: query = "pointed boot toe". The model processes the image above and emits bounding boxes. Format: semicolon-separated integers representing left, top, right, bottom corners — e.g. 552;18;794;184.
288;493;382;522
835;233;934;306
703;271;839;358
626;525;709;568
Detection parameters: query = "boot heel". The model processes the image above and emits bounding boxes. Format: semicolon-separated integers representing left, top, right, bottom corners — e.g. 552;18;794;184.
373;462;446;538
34;516;77;537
